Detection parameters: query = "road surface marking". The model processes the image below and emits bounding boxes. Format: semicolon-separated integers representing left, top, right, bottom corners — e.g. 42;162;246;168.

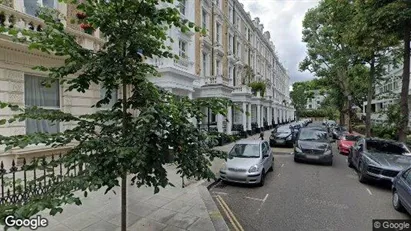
366;188;373;195
216;196;241;231
281;163;285;168
346;159;348;163
256;194;269;214
213;191;228;195
216;195;245;231
278;173;281;177
245;196;264;202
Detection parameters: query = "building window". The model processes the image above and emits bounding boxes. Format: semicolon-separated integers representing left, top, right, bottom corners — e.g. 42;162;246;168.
100;87;118;109
308;105;312;109
229;34;233;53
216;60;221;75
24;0;57;16
24;75;60;134
236;17;240;30
202;53;208;76
237;42;241;56
179;0;186;15
202;10;208;30
179;40;187;58
229;66;233;79
229;6;233;23
216;22;221;44
394;81;399;89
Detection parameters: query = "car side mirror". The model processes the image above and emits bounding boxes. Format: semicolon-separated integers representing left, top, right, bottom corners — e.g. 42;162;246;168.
264;153;269;158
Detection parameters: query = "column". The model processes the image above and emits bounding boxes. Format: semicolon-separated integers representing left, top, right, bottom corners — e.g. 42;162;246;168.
247;103;252;131
217;114;223;132
268;107;271;126
227;106;232;135
242;102;247;132
257;104;261;128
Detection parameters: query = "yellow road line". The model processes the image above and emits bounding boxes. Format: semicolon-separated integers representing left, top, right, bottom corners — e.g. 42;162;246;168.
216;196;240;231
217;195;245;231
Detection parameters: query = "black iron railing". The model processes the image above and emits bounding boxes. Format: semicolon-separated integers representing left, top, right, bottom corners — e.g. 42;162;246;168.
0;154;80;205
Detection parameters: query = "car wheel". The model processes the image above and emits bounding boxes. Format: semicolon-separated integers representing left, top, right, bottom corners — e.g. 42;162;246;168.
259;171;265;187
269;160;274;172
393;190;405;212
294;157;300;163
357;162;367;183
326;160;333;166
347;152;354;168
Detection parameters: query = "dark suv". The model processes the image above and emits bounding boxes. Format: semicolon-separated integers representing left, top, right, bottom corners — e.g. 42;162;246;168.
348;138;411;183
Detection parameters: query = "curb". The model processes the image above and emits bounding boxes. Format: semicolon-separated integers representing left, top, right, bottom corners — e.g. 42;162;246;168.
198;184;230;231
206;178;221;190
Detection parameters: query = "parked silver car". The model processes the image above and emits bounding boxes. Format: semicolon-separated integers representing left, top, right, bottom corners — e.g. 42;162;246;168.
219;140;274;186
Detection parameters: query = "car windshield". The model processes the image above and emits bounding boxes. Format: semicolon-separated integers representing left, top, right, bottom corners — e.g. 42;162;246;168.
276;127;290;133
366;141;411;155
345;135;360;141
298;129;328;141
229;144;260;158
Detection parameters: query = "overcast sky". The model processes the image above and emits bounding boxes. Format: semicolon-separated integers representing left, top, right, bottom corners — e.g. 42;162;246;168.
238;0;320;85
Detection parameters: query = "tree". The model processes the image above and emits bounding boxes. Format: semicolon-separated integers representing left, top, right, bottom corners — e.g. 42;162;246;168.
354;0;411;141
344;0;401;137
290;81;313;119
300;0;357;132
0;1;236;230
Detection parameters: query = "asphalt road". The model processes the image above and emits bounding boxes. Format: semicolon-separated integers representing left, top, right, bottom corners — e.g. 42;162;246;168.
210;126;411;231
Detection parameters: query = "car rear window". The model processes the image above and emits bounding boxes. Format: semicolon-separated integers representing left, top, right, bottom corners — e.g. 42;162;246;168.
345;135;360;141
366;141;410;155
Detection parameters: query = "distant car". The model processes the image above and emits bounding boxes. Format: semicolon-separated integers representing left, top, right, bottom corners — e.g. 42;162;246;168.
392;166;411;214
219;140;273;186
332;126;348;139
348;138;411;183
306;125;333;142
293;127;333;165
337;133;361;155
269;126;297;147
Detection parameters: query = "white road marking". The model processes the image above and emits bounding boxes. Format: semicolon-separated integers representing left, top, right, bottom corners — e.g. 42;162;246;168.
346;159;348;163
278;173;281;177
245;196;264;202
366;188;373;195
281;163;285;168
213;191;228;195
257;194;269;214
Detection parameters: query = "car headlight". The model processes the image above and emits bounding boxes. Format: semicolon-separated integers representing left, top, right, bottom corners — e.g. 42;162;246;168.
220;163;227;172
248;164;259;173
295;147;302;153
324;149;332;155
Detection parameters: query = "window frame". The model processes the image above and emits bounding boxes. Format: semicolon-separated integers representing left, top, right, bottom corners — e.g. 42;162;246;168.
178;0;186;15
178;40;187;58
24;74;61;134
24;0;58;16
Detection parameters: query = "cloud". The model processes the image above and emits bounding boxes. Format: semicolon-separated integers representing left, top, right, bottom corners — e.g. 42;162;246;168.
239;0;320;85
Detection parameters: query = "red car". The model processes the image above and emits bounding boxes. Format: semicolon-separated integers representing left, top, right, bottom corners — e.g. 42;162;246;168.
337;133;362;155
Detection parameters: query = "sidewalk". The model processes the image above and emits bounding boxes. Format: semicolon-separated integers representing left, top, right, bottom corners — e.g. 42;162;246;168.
3;130;274;231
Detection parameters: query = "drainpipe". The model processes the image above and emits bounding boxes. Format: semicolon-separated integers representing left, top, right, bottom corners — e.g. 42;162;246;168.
211;1;215;76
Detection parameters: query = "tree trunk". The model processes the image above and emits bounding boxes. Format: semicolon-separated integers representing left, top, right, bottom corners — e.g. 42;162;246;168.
398;24;411;142
365;57;375;137
339;111;344;126
347;99;352;133
121;80;128;231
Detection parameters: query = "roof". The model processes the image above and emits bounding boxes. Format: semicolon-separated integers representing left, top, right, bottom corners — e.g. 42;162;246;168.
235;139;263;145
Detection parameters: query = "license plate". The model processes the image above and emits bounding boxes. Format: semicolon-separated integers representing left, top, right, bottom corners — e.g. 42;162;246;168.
306;155;320;159
276;139;285;144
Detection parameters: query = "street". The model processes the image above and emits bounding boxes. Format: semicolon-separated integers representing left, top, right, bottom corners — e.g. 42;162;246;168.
210;141;411;231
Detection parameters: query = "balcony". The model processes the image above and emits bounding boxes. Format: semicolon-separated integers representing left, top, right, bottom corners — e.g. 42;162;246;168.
173;57;193;71
232;85;252;94
201;35;212;47
201;75;229;86
0;4;104;51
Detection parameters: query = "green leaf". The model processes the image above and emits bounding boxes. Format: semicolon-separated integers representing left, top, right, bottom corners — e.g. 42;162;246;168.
0;119;6;125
